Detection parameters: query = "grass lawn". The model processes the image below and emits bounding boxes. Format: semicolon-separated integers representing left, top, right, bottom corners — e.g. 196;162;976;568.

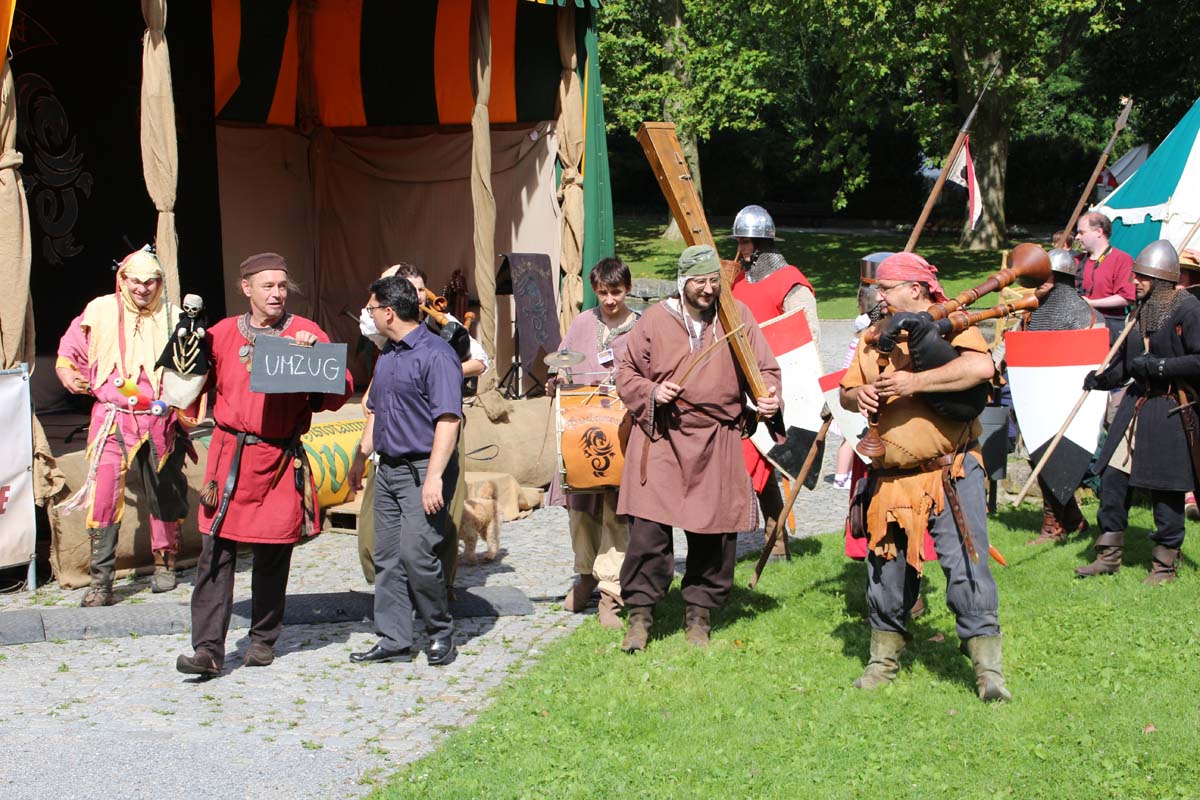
374;501;1200;799
616;215;1017;319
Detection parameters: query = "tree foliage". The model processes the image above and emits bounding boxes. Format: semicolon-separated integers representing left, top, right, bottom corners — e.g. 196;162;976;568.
597;0;1191;243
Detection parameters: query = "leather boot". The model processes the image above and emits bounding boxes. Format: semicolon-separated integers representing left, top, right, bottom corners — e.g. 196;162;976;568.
962;635;1012;702
1145;545;1180;586
1027;506;1065;545
151;549;178;593
910;594;927;619
563;574;598;612
80;525;119;607
853;629;906;690
1075;531;1123;578
621;606;653;653
597;591;623;630
684;605;711;647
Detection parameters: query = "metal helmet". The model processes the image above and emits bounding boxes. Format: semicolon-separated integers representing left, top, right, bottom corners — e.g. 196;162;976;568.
1133;239;1181;282
1047;248;1079;277
860;252;893;285
730;205;777;240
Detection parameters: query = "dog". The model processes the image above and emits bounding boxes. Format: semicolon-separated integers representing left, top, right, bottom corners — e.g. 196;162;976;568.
459;481;500;564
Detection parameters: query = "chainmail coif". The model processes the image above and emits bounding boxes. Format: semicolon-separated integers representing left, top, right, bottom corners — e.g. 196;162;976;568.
1140;278;1186;334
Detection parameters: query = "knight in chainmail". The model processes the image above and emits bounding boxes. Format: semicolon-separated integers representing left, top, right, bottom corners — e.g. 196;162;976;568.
1077;240;1200;584
1019;249;1099;544
726;205;822;558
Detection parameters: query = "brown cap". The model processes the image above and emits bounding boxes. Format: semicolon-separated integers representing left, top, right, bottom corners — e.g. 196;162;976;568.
240;252;288;278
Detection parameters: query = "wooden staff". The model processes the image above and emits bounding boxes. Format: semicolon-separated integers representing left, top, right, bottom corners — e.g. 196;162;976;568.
1055;97;1134;248
904;63;999;253
1013;306;1141;506
750;410;833;589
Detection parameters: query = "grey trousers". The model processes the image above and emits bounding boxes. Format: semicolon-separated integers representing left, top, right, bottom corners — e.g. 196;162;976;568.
373;456;457;650
866;455;1000;641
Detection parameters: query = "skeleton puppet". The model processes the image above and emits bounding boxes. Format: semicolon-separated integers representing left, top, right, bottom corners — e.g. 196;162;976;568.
156;293;210;409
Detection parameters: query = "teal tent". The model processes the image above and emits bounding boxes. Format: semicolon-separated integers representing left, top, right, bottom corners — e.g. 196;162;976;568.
1098;97;1200;256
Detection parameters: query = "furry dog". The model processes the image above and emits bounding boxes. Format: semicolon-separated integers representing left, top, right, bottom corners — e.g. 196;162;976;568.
459;482;500;564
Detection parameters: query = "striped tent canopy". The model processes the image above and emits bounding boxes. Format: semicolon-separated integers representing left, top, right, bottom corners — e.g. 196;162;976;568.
1097;97;1200;256
213;0;600;129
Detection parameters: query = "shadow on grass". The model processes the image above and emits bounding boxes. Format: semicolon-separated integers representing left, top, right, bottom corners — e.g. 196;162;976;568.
804;547;981;693
647;582;780;645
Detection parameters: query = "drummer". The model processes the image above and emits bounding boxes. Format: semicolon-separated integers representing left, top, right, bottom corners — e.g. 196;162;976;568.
546;258;640;629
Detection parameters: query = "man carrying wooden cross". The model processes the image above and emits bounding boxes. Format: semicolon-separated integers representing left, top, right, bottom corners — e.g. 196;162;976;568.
615;244;782;652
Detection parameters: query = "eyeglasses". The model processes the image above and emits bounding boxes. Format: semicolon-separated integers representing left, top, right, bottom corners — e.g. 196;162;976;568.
875;280;913;296
686;276;722;288
363;305;388;314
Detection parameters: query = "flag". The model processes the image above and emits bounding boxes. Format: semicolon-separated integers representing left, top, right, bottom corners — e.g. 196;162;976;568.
947;135;982;230
750;308;826;487
820;368;868;464
1005;328;1109;506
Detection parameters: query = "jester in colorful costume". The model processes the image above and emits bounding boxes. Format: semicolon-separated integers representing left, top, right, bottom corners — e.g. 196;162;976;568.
56;246;190;606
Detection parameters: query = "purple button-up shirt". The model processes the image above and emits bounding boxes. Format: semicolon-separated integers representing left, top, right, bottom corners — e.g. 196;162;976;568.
367;324;463;458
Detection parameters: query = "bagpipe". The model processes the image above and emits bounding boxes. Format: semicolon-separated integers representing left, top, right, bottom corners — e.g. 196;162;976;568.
421;291;473;362
858;244;1052;457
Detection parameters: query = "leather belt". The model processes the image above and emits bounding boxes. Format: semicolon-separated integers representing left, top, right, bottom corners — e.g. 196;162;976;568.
209;424;301;538
870;444;980;564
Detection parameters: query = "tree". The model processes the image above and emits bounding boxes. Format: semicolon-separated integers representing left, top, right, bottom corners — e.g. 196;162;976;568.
598;1;777;235
793;0;1120;249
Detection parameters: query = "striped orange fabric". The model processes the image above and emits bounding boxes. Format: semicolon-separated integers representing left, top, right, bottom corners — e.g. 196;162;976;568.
312;0;366;127
434;0;473;125
489;0;519;124
211;0;242;114
266;0;300;126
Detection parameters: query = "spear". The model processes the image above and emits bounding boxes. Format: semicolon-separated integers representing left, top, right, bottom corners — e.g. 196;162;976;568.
1055;96;1134;248
904;62;1000;253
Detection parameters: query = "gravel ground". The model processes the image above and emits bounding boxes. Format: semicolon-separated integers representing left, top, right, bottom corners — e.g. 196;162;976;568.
0;321;857;800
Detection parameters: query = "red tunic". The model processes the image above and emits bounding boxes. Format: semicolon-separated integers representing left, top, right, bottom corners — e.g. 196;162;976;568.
198;315;353;544
730;266;815;322
731;265;816;492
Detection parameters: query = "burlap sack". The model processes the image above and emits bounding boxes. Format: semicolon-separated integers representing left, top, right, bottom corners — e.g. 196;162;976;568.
463;396;555;487
48;439;210;589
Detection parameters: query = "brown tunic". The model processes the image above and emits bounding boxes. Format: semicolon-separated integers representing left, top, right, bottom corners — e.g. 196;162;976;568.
616;298;782;534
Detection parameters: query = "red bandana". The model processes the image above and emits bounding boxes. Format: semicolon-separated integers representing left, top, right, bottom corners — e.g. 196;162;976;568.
876;253;949;302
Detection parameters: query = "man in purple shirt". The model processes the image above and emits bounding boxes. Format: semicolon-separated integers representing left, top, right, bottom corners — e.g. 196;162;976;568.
1076;211;1136;343
347;276;463;666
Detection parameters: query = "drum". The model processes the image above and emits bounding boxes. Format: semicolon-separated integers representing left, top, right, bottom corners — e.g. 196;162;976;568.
555;384;631;493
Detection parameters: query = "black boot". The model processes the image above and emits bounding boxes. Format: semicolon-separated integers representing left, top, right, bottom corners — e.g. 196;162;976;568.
81;525;119;607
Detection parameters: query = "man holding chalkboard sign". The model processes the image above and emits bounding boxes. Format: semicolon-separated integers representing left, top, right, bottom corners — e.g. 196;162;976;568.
177;253;353;677
348;276;463;667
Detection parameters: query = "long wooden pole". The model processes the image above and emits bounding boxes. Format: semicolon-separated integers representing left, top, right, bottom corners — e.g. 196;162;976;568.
1014;307;1140;506
1055;97;1134;248
904;63;999;253
750;412;832;589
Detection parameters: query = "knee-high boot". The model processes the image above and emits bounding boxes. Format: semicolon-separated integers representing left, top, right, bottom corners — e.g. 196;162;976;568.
81;525;119;607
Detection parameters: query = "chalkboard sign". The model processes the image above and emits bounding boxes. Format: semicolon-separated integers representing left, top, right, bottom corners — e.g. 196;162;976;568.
249;336;348;395
497;253;561;379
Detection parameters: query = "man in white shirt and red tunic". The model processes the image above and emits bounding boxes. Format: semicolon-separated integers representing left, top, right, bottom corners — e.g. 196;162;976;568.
616;244;783;652
728;204;820;558
176;253;353;676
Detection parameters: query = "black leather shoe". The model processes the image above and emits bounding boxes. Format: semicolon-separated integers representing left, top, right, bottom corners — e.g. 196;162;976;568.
350;643;413;664
427;635;457;666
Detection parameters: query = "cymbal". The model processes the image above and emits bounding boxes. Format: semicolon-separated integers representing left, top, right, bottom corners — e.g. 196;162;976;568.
543;349;585;369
